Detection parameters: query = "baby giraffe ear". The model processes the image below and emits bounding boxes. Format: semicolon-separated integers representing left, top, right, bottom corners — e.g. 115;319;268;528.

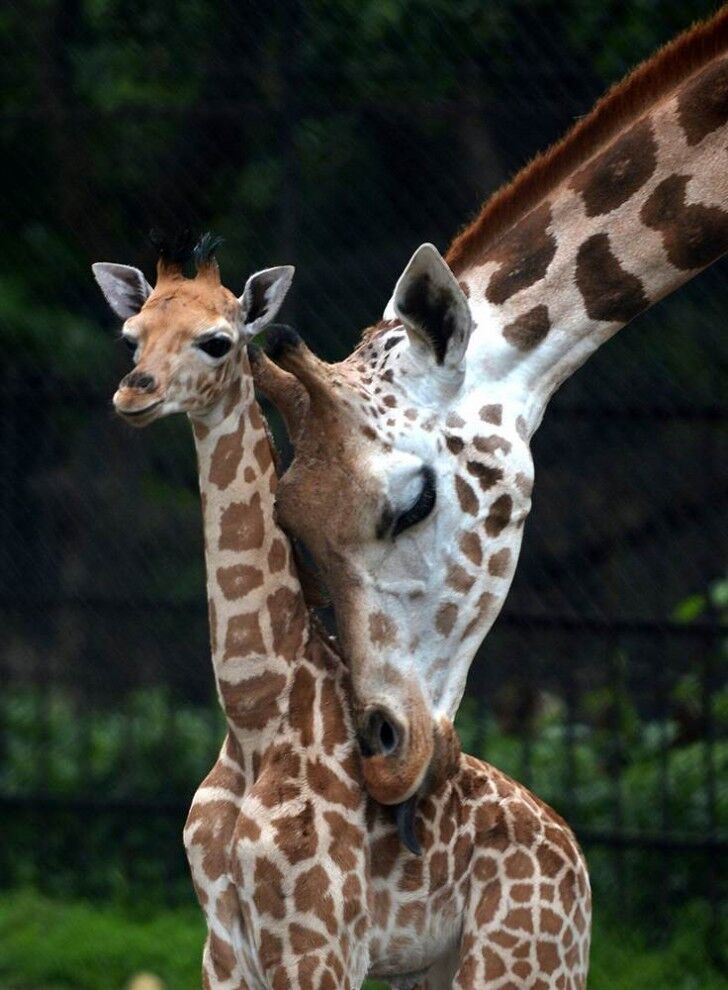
239;265;295;339
392;244;473;368
92;263;152;319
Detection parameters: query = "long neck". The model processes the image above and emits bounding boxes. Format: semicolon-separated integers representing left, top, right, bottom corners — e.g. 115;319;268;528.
192;354;308;772
454;45;728;433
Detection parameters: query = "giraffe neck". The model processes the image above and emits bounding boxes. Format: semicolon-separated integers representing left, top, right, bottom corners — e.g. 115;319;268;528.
452;42;728;432
191;352;309;776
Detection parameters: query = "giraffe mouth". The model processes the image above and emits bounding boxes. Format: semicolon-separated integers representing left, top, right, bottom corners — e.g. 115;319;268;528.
117;399;164;422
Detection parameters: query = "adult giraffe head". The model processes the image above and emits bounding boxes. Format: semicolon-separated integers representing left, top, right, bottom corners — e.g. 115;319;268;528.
258;8;728;810
92;232;294;424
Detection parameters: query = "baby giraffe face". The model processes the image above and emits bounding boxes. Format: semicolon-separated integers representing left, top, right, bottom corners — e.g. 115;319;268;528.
92;239;294;426
114;276;243;425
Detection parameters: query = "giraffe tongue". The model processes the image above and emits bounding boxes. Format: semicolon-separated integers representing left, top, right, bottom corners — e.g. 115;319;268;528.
393;794;422;856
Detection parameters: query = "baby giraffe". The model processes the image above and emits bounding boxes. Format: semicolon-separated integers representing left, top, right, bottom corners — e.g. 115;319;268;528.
93;235;590;990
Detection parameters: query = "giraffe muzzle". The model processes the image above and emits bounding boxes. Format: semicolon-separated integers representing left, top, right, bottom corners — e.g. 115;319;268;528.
357;707;427;855
356;698;435;809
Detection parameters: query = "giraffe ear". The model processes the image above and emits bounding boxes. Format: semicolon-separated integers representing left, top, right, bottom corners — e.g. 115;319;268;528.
92;263;152;319
392;244;473;369
239;265;295;339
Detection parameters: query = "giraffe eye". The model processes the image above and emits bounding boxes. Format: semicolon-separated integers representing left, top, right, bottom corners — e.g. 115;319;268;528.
122;336;138;355
196;334;233;359
392;467;436;538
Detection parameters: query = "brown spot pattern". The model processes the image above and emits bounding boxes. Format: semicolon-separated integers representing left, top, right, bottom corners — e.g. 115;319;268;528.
446;562;475;593
466;460;503;491
267;538;287;572
370;832;402;879
324;810;363;872
479;403;502;425
219;493;265;552
289;665;316;747
455;475;479;515
253;436;272;474
223;611;266;661
486;203;557;305
307;758;360;809
677;57;728;146
503;304;551;351
272;800;318;865
474;434;512;455
575;233;648;323
570;118;657;216
641;173;728;271
253;856;286;919
185;800;236;880
488;547;511;576
485;494;513;536
209;930;236;982
209;419;245;490
256;744;301;808
289;923;327;954
268;586;306;657
217;563;264;600
461;591;497;641
459;531;482;566
320;676;348;751
218;670;286;730
435;602;459;636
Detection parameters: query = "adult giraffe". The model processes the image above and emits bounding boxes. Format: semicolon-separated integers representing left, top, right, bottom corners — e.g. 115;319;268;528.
93;237;591;988
258;8;728;810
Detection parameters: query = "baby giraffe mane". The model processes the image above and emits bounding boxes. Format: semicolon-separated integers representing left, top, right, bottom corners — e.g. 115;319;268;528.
446;6;728;275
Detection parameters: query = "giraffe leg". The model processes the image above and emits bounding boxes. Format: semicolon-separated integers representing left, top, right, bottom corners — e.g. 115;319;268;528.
202;930;254;990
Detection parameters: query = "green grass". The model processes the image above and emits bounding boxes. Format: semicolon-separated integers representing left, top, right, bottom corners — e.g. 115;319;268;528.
0;890;725;990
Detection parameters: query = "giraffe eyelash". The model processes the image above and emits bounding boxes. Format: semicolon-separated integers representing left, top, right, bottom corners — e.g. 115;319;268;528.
392;467;437;539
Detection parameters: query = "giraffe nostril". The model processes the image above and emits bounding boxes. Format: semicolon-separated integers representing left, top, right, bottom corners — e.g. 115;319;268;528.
359;708;402;758
378;718;397;754
122;371;157;393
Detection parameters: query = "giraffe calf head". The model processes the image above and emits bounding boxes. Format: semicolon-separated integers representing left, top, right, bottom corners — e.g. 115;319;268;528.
92;235;294;427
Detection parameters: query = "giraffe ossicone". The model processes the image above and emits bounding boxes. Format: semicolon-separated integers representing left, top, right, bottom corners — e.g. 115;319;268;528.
260;7;728;809
94;236;591;988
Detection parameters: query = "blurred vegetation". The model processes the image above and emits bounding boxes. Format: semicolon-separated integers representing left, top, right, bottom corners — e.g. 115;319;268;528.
0;890;726;990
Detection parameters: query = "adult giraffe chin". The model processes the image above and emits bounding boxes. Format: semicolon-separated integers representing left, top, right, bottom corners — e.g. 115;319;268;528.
256;8;728;811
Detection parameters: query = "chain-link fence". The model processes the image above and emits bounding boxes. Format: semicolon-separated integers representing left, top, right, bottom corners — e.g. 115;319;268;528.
1;0;726;934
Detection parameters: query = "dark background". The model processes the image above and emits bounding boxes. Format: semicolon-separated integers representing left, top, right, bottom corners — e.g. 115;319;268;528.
0;0;725;973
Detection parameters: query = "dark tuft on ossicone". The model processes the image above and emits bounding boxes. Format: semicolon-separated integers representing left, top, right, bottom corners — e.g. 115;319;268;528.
265;324;303;362
149;229;223;273
193;232;225;269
